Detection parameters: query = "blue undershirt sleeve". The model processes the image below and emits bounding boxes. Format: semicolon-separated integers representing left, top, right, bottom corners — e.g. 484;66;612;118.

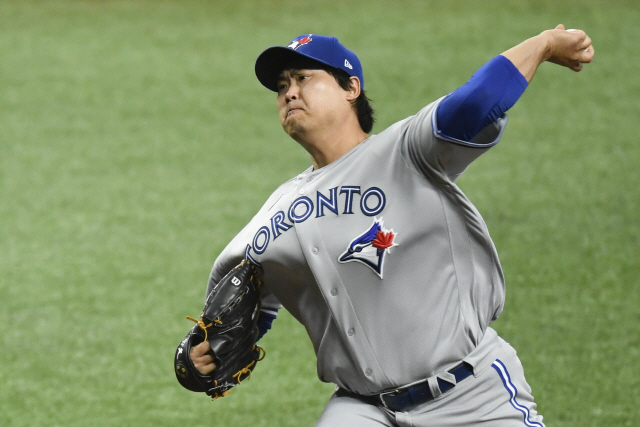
256;308;278;341
436;55;528;142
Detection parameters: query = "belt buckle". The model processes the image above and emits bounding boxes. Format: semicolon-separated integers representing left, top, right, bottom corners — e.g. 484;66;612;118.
378;388;401;410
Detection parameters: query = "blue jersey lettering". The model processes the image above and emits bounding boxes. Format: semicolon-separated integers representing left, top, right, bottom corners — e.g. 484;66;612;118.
248;186;386;259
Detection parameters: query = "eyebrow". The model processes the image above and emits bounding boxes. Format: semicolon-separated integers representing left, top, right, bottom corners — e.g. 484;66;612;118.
276;69;311;83
278;69;305;78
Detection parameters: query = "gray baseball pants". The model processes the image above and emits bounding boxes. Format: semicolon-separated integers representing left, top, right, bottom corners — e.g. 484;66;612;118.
316;330;545;427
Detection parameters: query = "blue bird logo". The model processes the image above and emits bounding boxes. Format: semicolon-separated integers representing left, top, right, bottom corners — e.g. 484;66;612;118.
338;218;398;279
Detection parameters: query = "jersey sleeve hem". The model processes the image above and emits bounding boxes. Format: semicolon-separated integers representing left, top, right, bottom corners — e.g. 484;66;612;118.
432;99;508;149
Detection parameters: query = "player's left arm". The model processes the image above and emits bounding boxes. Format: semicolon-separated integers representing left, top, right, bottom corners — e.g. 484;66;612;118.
502;24;594;82
436;24;594;143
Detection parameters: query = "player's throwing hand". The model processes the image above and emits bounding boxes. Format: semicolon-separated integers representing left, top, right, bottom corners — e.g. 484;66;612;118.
545;24;594;71
501;24;594;81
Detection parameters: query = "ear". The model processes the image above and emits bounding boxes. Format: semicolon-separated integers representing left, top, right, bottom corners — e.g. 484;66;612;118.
345;76;362;102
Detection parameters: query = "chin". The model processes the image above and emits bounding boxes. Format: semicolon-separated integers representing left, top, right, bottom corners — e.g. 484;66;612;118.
283;120;307;139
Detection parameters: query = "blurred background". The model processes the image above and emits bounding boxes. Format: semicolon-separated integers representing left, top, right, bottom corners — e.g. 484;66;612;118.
1;1;638;426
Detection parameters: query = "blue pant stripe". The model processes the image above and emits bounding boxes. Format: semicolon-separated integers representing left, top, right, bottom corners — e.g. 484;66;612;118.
491;359;544;427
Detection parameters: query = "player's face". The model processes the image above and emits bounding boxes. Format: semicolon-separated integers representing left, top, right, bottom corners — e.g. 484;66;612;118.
276;68;352;140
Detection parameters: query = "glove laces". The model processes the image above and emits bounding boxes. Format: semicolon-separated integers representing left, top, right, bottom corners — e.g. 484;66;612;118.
186;315;217;342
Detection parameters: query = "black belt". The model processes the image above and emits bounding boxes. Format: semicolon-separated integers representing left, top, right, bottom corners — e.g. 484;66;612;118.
337;362;474;412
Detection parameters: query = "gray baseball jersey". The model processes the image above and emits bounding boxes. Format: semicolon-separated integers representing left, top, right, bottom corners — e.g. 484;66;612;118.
208;97;508;396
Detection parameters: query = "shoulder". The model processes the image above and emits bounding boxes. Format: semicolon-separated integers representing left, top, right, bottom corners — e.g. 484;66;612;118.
361;98;445;154
375;98;445;141
210;167;312;277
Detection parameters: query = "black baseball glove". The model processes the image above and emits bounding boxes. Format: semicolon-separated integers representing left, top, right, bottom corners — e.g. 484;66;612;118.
174;260;265;400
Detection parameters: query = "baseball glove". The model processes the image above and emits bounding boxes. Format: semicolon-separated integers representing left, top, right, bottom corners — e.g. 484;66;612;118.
174;259;265;400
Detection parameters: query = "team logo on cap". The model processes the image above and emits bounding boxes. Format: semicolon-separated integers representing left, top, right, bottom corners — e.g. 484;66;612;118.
339;218;398;279
288;35;313;50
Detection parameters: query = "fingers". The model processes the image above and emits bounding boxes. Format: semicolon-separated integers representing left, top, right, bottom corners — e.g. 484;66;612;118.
578;35;594;64
568;31;594;71
577;33;592;51
584;44;595;61
190;341;217;375
191;340;210;356
546;26;594;72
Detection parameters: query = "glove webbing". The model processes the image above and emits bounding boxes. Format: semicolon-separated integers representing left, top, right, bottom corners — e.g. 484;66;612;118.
186;314;220;342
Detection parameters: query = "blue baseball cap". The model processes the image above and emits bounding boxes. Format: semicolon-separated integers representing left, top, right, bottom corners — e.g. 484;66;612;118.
255;34;364;92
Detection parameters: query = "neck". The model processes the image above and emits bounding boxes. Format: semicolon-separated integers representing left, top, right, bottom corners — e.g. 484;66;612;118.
294;125;369;170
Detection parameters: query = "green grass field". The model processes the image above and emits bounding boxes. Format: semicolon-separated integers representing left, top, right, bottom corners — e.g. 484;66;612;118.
1;1;638;426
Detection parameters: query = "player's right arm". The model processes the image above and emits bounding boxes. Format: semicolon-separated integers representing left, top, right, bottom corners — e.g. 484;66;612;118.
187;191;285;375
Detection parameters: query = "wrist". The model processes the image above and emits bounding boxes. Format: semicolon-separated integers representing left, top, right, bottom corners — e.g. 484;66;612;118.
537;30;555;63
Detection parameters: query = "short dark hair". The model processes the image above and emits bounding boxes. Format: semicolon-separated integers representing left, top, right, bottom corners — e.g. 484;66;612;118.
325;67;375;134
280;58;375;133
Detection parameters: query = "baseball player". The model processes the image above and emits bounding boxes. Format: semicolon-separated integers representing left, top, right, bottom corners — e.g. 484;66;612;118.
189;25;594;426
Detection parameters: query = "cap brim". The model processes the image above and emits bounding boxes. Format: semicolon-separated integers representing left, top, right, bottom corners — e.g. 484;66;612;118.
255;46;330;92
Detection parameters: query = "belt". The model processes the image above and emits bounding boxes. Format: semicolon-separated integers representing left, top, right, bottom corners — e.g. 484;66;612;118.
337;362;474;412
